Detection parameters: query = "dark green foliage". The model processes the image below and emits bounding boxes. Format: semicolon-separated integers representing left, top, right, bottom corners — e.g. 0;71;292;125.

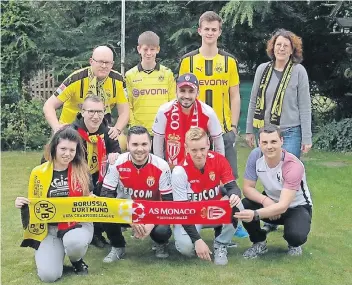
220;1;352;117
1;0;42;105
1;99;51;151
2;1;351;151
314;118;352;152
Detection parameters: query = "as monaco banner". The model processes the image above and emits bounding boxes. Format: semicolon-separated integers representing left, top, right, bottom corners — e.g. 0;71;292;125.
28;198;232;225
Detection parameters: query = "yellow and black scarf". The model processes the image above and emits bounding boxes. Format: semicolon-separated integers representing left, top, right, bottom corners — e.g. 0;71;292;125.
253;60;294;128
77;128;107;182
21;162;83;249
88;67;110;113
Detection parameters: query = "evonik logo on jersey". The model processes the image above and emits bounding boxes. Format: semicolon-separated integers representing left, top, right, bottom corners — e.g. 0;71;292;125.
132;88;168;98
199;79;228;86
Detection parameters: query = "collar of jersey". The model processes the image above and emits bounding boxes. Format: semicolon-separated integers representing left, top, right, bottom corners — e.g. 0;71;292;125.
137;62;160;72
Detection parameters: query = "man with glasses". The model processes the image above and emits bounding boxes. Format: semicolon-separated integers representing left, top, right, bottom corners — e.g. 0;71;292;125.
72;95;121;248
43;45;129;140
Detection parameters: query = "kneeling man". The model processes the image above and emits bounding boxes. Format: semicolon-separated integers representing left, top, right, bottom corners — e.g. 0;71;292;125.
234;125;313;258
100;126;173;262
172;127;242;266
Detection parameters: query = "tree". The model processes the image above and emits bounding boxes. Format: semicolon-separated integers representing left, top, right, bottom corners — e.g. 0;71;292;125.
220;0;352;118
1;0;42;105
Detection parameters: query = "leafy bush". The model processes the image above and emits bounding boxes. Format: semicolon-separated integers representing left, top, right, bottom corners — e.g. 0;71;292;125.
1;99;51;151
314;118;352;152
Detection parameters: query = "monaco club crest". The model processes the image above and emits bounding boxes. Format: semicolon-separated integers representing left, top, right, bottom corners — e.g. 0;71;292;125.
146;176;155;187
209;171;215;181
167;134;181;160
201;206;226;220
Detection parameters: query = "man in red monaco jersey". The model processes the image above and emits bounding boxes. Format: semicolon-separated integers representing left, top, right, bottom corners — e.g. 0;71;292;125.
152;73;224;168
172;127;242;266
100;126;173;262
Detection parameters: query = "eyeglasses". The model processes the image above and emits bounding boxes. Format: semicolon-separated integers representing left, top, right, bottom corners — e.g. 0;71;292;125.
82;109;105;117
92;58;114;67
275;43;291;50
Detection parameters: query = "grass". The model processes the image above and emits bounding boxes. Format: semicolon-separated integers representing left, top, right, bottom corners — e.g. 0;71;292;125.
2;145;352;285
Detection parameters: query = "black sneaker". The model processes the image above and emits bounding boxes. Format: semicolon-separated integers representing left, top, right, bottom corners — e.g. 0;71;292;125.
71;259;88;275
91;235;106;248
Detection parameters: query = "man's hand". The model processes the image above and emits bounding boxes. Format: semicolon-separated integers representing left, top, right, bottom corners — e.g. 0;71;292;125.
108;126;121;140
108;152;120;164
53;123;68;133
234;209;255;223
131;223;147;239
229;194;241;208
232;126;238;135
194;239;212;261
269;215;281;221
261;196;281;220
141;224;154;238
15;197;30;208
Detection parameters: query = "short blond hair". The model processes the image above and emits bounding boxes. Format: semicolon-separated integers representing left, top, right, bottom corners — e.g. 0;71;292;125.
138;31;160;47
185;127;208;142
199;11;222;29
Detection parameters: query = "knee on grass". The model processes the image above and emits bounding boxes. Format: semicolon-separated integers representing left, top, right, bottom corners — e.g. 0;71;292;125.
37;267;62;283
175;240;195;257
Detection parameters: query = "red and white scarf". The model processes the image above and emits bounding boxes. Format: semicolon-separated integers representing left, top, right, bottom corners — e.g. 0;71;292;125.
165;100;206;166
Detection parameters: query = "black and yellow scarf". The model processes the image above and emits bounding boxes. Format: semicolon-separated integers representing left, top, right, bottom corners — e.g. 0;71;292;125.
77;128;107;182
253;60;294;128
88;67;110;113
21;162;83;249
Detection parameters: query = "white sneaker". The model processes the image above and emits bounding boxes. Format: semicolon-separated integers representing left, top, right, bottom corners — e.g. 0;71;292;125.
214;242;228;265
243;241;268;259
103;247;125;263
288;245;302;256
154;243;169;259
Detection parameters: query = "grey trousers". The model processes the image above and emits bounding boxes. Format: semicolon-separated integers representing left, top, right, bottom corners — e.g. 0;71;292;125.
35;223;93;283
174;223;236;257
223;131;238;179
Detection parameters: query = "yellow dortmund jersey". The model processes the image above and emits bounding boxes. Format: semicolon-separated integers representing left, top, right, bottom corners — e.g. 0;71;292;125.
126;63;176;134
54;67;127;124
178;49;240;132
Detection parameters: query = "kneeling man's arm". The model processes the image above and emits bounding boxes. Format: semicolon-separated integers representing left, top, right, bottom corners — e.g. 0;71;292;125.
256;189;296;219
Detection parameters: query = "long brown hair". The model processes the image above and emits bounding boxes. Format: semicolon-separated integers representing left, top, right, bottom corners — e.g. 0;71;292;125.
45;126;90;196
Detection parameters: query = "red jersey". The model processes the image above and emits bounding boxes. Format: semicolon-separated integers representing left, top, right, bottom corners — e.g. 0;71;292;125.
102;152;172;201
172;151;234;201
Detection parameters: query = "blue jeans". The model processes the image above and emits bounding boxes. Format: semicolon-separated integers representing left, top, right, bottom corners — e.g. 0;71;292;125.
281;126;302;159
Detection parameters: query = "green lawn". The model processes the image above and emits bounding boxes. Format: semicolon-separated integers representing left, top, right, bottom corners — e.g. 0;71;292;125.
2;145;352;285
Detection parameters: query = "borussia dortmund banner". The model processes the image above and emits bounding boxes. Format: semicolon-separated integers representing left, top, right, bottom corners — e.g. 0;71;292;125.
28;198;234;225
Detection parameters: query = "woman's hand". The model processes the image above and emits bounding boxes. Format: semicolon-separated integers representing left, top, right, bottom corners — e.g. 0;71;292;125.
301;144;312;154
15;197;30;208
246;134;255;148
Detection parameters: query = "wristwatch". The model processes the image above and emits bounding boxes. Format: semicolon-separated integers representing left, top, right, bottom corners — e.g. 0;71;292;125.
253;210;260;221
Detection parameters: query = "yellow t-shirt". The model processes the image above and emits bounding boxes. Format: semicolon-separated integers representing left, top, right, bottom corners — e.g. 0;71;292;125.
178;49;240;132
126;63;176;134
54;67;127;124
